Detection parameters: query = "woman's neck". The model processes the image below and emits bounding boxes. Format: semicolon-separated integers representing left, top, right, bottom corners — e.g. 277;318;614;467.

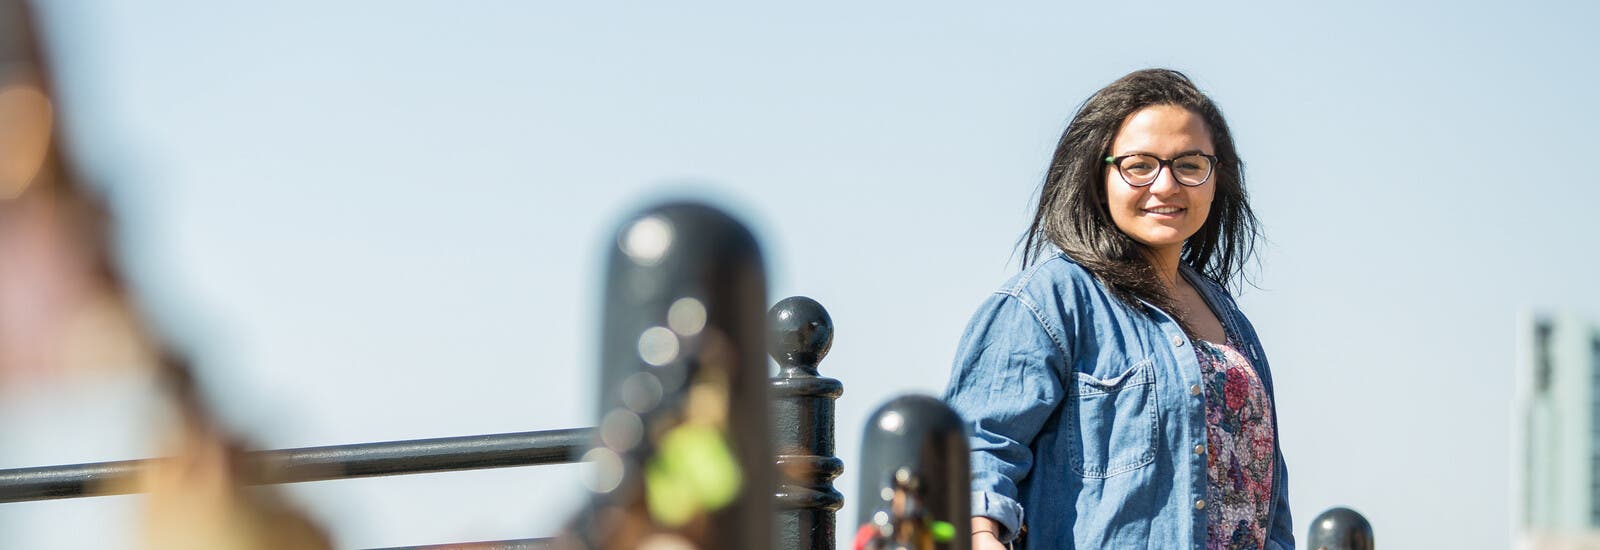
1147;246;1184;292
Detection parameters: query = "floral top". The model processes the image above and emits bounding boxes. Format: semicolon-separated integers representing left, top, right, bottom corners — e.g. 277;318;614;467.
1196;339;1276;550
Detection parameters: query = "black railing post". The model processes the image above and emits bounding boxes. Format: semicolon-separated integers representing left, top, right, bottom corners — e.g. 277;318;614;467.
768;296;845;550
1307;507;1374;550
567;202;773;550
852;395;970;550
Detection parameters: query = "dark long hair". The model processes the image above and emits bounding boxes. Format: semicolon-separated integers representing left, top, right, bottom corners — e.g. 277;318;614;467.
1020;69;1260;330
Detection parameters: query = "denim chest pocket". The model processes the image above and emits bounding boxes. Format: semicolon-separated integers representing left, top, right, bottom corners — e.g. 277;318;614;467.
1066;359;1158;478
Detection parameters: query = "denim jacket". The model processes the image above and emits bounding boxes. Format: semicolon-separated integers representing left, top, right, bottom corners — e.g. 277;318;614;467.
942;254;1292;549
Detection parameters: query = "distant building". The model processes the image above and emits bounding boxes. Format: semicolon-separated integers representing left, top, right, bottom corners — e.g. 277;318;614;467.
1515;313;1600;548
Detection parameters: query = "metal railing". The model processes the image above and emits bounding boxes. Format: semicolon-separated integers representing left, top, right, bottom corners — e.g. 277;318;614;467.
0;429;591;504
0;203;846;550
1307;507;1375;550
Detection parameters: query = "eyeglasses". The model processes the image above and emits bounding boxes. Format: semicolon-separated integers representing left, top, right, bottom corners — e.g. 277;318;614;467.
1104;153;1218;187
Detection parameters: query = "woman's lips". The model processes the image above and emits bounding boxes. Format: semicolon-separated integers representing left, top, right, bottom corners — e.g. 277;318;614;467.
1142;206;1185;218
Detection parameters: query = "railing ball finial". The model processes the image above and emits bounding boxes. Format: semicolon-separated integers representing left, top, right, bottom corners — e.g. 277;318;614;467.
1307;506;1374;550
767;296;842;550
768;295;833;375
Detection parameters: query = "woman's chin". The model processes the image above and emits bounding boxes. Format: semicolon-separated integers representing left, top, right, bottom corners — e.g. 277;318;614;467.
1129;231;1192;252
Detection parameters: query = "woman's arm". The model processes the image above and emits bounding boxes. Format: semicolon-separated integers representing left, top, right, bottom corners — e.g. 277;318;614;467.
942;292;1067;545
1265;455;1294;550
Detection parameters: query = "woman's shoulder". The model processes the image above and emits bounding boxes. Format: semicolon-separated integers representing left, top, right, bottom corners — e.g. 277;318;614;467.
995;252;1102;304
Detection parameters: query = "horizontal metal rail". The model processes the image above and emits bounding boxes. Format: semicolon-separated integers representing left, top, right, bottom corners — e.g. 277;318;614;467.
0;428;592;504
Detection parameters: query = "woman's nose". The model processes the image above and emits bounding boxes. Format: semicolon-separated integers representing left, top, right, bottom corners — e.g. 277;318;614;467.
1147;166;1182;195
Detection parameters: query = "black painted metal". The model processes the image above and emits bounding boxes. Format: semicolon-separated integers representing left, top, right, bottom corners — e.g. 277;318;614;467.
768;296;845;550
854;395;970;550
1306;507;1374;550
567;202;773;550
0;428;591;504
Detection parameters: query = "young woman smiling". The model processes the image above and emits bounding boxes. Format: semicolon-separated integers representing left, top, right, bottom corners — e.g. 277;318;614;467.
943;69;1291;549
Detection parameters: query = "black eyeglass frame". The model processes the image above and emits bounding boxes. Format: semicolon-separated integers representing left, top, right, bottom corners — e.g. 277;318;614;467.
1103;153;1219;187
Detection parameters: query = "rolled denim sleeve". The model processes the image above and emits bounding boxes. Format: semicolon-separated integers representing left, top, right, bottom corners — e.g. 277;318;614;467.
941;292;1067;543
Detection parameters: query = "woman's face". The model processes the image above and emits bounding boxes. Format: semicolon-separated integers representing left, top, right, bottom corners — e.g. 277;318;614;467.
1104;104;1216;259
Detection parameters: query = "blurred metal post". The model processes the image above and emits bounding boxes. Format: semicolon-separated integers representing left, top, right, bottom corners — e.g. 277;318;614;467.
853;395;970;550
768;296;845;550
1307;507;1373;550
567;202;773;550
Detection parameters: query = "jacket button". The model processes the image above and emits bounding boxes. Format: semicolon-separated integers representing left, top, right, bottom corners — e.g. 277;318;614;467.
1195;499;1206;510
1171;335;1185;348
1194;444;1205;456
1189;384;1201;396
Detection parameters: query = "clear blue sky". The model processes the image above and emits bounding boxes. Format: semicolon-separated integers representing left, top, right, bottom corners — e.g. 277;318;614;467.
3;1;1597;548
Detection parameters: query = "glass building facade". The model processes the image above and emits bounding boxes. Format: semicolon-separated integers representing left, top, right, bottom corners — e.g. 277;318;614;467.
1515;313;1600;543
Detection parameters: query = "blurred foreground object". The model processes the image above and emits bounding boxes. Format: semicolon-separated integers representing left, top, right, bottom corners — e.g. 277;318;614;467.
560;203;773;549
852;395;969;550
0;0;156;391
139;422;330;550
1306;507;1372;550
1;2;330;547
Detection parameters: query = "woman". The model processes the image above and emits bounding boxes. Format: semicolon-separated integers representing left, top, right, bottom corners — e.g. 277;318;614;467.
943;69;1291;549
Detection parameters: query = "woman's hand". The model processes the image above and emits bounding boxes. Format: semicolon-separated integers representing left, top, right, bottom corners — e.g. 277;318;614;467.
972;516;1008;550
